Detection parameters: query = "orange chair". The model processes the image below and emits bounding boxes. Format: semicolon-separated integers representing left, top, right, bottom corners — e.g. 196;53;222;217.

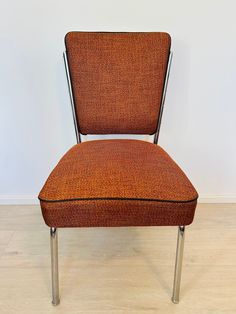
38;32;198;305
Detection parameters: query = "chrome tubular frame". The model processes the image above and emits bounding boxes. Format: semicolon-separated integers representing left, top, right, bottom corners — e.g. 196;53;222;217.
153;51;173;144
61;48;186;306
63;51;81;144
50;227;60;305
172;226;185;304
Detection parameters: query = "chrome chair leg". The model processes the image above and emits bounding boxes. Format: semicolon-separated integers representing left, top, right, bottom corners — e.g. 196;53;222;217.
172;225;185;304
50;227;60;305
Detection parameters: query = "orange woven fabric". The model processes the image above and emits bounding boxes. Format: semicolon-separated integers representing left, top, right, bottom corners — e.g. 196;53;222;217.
65;32;171;135
39;140;198;227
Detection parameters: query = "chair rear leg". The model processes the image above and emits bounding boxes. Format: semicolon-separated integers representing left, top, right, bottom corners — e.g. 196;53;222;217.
172;225;185;304
50;227;60;305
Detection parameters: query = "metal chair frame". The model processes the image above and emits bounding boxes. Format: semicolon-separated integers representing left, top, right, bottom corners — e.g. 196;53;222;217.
49;49;185;306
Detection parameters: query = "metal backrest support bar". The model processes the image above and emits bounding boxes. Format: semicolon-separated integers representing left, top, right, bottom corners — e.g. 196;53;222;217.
63;50;172;144
63;51;81;144
153;51;173;144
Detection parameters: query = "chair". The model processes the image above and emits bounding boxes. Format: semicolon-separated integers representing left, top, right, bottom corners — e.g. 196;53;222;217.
38;32;198;306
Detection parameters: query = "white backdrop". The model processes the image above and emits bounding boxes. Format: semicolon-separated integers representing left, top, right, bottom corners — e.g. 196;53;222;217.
0;0;236;203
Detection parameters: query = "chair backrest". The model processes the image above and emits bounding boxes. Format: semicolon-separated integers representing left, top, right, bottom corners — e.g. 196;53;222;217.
65;32;171;135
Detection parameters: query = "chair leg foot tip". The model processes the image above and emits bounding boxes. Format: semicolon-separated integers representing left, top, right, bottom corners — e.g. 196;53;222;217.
52;299;60;306
171;297;179;304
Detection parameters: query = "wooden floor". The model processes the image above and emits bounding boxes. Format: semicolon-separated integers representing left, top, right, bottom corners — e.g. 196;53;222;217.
0;204;235;313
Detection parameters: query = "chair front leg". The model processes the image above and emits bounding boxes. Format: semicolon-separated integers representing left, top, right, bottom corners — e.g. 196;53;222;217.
172;225;185;304
50;227;60;305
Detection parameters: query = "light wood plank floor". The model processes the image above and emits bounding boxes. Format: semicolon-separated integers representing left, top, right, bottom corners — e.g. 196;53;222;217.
0;204;235;313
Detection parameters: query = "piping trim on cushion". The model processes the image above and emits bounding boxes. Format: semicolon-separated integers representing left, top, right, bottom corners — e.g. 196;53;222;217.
38;196;198;204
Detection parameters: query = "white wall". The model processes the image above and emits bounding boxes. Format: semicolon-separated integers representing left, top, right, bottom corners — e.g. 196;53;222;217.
0;0;236;204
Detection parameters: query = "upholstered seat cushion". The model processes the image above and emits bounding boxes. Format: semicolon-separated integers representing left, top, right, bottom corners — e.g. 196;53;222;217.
39;140;198;227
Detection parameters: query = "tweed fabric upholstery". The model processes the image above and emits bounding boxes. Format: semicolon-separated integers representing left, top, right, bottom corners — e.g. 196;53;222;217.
65;32;171;134
39;140;198;227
